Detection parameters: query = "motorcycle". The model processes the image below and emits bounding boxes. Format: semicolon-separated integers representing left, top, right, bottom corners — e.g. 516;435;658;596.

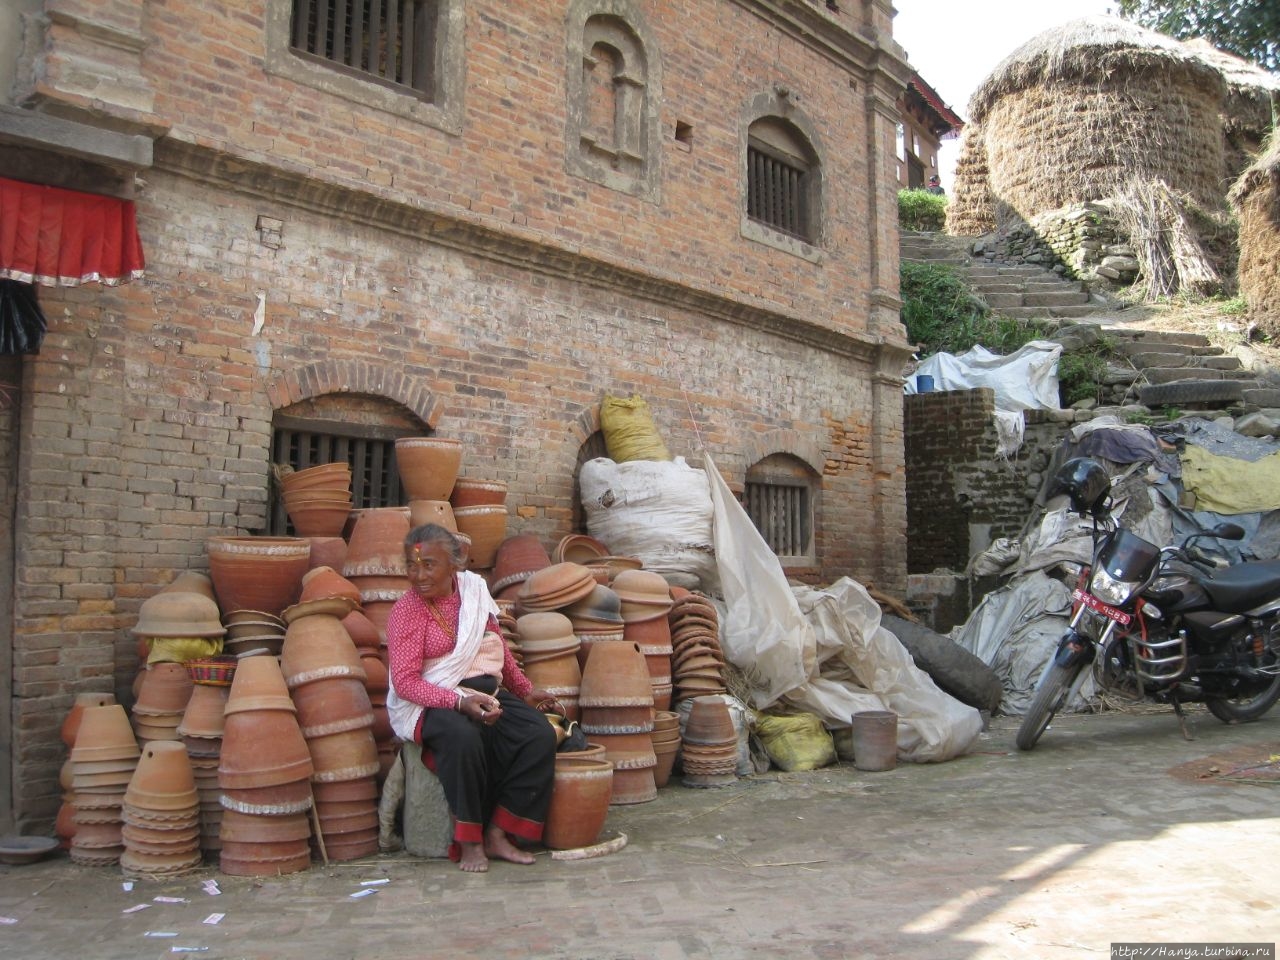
1016;457;1280;751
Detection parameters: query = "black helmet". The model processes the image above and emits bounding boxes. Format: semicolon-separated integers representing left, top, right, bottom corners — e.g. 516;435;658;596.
1050;457;1111;518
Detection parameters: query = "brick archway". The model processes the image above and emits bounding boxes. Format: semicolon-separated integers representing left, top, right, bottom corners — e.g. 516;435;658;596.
742;429;825;477
266;359;444;427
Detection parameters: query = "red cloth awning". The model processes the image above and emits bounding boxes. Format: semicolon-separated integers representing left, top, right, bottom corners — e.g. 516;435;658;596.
0;176;145;287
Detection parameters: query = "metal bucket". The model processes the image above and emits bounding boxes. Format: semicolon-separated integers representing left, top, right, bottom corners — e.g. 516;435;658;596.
850;710;898;772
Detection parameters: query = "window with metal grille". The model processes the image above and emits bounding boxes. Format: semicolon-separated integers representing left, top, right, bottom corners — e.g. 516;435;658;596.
269;416;415;535
747;144;808;240
290;0;437;98
744;480;812;559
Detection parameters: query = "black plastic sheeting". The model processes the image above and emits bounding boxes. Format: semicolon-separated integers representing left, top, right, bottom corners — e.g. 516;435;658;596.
0;279;47;354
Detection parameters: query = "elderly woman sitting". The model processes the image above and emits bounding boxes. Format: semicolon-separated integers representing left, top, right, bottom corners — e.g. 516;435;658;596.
385;523;559;872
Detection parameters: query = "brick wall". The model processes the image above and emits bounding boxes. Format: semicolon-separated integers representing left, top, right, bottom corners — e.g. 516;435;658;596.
904;389;1065;575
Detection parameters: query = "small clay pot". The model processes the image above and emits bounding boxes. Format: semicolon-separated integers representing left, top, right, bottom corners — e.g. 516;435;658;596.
69;704;140;763
62;692;116;748
544;755;613;850
452;505;507;569
281;615;366;689
395;436;463;501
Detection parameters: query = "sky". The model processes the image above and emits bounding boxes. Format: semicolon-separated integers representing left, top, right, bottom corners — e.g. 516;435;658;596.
892;0;1116;185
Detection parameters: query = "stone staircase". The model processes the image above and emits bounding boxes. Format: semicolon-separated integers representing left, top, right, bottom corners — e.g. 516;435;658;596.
900;231;1280;412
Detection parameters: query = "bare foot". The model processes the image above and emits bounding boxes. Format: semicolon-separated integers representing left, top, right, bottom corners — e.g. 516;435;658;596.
457;841;489;872
484;825;535;865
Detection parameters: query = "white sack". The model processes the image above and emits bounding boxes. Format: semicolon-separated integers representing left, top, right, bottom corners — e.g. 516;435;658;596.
904;340;1063;413
579;456;716;589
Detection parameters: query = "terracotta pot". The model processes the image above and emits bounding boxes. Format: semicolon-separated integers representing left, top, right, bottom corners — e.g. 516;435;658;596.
625;616;672;647
132;591;226;639
311;779;378;803
219;837;311;862
359;653;389;694
651;737;681;788
306;727;380;779
369;704;393;742
306;536;348;573
314;798;378;820
281;615;366;689
299;566;361;604
224;654;297;715
315;809;379;835
449;478;508;509
219;809;312;843
219;709;314;789
219;848;311;877
285;502;350;538
552;534;609;565
607;760;658;805
452;505;507;569
407;499;457;531
684;697;737;745
70;820;125;848
489;534;552;595
69;704;140;763
125;741;198;811
359;599;398;644
207;536;311;616
395;436;463;501
544;755;613;850
342;508;411;578
341;609;381;650
55;801;78;846
220;778;314;815
521;652;582;693
133;662;196;717
291;677;374;738
280;462;350;489
321;833;380;861
579;641;654;709
156;570;218;602
62;692;117;747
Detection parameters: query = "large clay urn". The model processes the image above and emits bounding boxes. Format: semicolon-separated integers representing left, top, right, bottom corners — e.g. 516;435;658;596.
342;508;411;578
207;536;311;616
452;505;507;569
544;755;613;850
395;436;463;501
281;614;367;689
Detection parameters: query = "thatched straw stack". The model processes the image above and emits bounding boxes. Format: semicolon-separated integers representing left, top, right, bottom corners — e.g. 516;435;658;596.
1229;134;1280;338
1182;39;1280;182
945;123;995;236
962;16;1227;229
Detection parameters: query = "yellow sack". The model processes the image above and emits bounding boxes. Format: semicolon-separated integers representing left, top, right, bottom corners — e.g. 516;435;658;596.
754;711;836;772
600;394;671;463
146;636;224;665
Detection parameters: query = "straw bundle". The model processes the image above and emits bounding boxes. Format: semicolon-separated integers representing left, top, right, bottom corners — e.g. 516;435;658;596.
1229;134;1280;337
945;123;996;236
1182;38;1280;181
1110;180;1224;300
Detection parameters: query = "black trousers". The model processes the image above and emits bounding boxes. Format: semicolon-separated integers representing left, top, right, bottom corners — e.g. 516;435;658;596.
417;677;557;843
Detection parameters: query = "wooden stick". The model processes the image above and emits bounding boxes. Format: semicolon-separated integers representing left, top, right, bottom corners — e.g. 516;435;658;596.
549;831;628;861
309;788;329;867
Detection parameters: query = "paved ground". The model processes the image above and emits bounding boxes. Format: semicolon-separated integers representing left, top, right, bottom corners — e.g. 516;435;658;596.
3;708;1278;960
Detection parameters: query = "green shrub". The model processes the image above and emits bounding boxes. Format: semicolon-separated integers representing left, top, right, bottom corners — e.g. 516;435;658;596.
898;189;947;232
900;262;1049;357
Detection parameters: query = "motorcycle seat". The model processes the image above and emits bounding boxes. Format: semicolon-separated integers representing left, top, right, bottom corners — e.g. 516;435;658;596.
1204;559;1280;614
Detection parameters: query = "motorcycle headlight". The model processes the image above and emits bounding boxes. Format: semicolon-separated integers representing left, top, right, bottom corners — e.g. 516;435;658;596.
1089;567;1138;606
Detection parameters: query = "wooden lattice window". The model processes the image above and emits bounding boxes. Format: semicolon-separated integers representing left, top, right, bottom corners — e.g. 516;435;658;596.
290;0;438;98
269;415;416;535
745;481;811;558
747;144;808;239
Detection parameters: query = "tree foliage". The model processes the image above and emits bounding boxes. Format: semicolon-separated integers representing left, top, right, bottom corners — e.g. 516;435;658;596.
1116;0;1278;71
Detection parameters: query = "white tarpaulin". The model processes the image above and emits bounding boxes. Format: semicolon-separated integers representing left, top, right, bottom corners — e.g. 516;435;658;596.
905;340;1063;457
703;454;981;762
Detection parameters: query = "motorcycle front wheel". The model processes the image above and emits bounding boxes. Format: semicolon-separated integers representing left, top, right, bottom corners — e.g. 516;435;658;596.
1016;662;1082;751
1205;672;1280;724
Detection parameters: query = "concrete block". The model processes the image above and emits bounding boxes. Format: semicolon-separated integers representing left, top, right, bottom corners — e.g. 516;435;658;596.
401;741;454;858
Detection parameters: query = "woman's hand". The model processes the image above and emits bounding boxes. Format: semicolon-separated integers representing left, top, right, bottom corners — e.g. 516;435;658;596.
458;693;502;725
525;689;563;715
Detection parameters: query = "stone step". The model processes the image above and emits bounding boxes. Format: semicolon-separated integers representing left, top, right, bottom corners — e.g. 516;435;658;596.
1105;330;1212;347
1023;291;1092;307
997;305;1101;319
971;280;1088;295
1137;378;1246;407
1112;340;1222;358
1243;387;1280;408
1125;352;1241;371
1140;367;1256;384
966;266;1057;278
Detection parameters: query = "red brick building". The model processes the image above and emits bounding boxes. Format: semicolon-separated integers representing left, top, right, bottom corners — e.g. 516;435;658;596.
0;0;912;830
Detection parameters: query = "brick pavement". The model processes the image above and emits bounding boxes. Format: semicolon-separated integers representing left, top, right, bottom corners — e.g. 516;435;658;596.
2;710;1278;960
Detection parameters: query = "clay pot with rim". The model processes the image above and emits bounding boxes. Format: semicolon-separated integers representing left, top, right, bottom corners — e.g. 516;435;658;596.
207;536;311;617
407;499;457;531
125;742;198;811
70;704;140;763
452;505;507;569
223;654;297;715
281;614;366;689
131;591;226;639
306;536;348;573
395;436;463;501
220;778;314;815
177;684;229;739
290;677;374;738
133;662;195;716
544;755;613;850
579;642;654;709
299;566;361;604
62;692;116;748
683;696;738;745
449;477;508;509
219;849;311;877
307;726;380;781
219;710;314;789
342;508;411;578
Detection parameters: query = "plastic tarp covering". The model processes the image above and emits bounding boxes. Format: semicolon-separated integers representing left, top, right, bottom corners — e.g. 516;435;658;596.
1179;446;1280;515
703;454;981;762
579;457;716;589
904;340;1063;411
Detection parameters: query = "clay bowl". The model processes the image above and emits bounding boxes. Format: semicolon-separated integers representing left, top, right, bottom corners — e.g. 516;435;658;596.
407;499;457;531
394;436;463;501
306;536;348;573
220;778;314;815
290;677;374;738
219;710;314;789
284;504;352;538
552;534;609;565
281;615;366;689
133;662;196;716
452;505;507;569
584;556;644;582
207;537;311;617
131;591;226;639
62;692;117;748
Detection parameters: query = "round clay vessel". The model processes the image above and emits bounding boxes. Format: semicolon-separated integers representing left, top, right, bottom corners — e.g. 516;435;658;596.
207;536;311;616
219;809;312;843
395;436;463;501
311;779;378;803
452;505;507;569
306;727;379;781
579;641;654;708
407;499;457;531
219;709;314;789
157;571;218;602
220;778;314;815
290;677;374;738
449;478;508;509
306;536;348;573
281;615;366;689
219;848;311;877
552;534;609;565
133;662;195;716
125;742;197;810
131;591;226;638
224;654;296;715
178;684;230;738
544;755;613;850
69;704;140;763
299;566;361;604
683;697;738;745
342;508;411;578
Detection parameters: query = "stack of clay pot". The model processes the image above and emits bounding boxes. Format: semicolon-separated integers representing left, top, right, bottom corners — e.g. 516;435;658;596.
207;535;312;621
651;710;682;787
516;562;596;615
449;476;508;571
613;570;675;712
217;655;315;876
68;703;140;866
179;658;235;853
281;600;380;862
680;696;739;788
669;589;728;704
57;692;116;849
515;612;581;721
561;583;626;673
121;741;203;878
552;534;609;568
336;602;396;782
578;641;657;805
279;462;353;539
495;602;523;667
487;534;552;603
342;507;411;643
395;435;469;553
583;555;644;584
222;608;287;659
131;572;226;667
131;662;195;745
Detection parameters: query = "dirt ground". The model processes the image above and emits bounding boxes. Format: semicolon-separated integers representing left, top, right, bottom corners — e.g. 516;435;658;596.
2;707;1278;960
